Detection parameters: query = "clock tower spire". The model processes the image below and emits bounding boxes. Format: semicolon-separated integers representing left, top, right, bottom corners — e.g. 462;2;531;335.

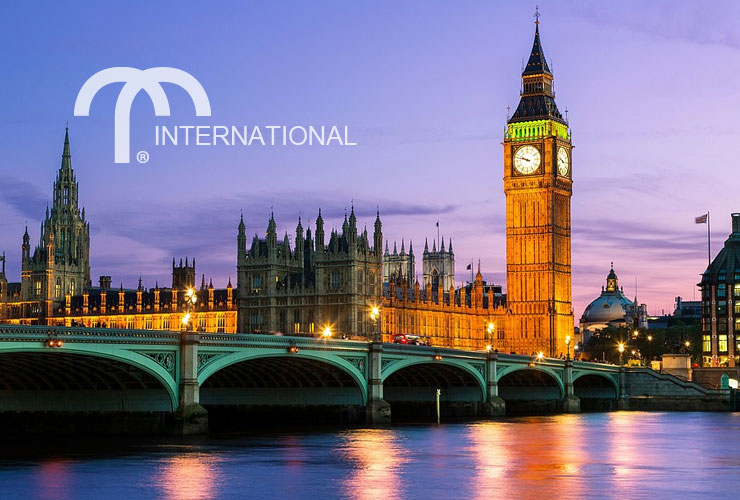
503;12;574;356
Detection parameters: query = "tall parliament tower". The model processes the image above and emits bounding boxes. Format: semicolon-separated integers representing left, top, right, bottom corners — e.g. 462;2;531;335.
504;17;573;356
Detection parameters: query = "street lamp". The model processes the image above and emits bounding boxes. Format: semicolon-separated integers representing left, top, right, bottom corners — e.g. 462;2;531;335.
369;305;380;342
632;329;639;339
618;343;625;366
565;335;571;360
486;322;495;352
322;326;333;339
182;288;197;331
647;335;653;362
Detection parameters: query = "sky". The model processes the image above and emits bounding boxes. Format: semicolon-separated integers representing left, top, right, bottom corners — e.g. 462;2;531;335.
1;0;739;319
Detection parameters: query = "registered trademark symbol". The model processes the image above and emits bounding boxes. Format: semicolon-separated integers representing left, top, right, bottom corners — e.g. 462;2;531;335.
136;151;150;164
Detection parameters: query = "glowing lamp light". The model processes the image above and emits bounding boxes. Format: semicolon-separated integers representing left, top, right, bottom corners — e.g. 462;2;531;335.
537;352;544;361
370;306;380;321
182;313;191;325
487;322;495;334
565;335;571;345
685;340;691;348
322;326;333;338
56;339;63;348
618;343;625;353
485;344;493;352
633;330;639;337
433;354;443;361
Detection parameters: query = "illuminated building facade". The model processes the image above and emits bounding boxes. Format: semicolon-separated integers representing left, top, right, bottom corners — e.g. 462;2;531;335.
503;19;574;356
237;208;384;336
0;129;237;332
699;213;740;367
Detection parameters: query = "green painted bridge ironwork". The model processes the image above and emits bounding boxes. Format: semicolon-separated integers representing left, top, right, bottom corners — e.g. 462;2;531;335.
0;325;727;433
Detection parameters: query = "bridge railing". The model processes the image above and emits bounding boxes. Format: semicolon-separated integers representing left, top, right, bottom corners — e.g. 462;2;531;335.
0;324;181;344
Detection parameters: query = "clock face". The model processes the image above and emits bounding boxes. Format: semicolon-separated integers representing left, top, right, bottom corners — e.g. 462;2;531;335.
557;147;569;176
513;145;541;175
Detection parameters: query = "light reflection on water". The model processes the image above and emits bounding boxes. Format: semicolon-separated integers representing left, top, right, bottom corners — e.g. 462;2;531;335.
1;412;740;500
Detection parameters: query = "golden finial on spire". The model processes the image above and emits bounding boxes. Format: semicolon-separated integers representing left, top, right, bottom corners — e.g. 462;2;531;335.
534;5;541;26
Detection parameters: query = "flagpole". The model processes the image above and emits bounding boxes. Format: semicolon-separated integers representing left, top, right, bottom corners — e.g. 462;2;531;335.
707;210;711;268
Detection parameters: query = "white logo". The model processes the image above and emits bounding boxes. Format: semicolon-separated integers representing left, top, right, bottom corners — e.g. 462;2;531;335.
74;67;211;163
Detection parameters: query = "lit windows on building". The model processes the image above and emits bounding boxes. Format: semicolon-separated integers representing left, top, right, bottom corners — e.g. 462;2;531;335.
719;335;729;353
699;213;740;367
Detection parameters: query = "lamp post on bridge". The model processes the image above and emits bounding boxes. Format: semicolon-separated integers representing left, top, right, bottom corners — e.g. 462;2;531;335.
181;288;197;332
486;322;495;352
618;342;625;366
565;335;571;360
370;305;381;343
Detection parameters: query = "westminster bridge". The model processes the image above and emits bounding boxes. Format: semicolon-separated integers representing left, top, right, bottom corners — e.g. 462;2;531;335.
0;325;729;434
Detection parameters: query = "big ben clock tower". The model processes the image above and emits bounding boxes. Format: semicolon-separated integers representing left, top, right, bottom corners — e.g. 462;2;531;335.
503;14;573;356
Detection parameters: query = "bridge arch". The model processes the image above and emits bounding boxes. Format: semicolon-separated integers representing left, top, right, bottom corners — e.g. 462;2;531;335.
496;365;564;414
573;372;618;408
0;346;178;412
496;364;565;397
381;359;486;420
199;351;368;407
381;358;486;399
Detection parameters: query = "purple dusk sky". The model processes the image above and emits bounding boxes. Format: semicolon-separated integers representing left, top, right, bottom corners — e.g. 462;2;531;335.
1;1;739;319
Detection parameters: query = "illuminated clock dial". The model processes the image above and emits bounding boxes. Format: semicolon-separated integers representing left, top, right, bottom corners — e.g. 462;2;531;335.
557;146;570;176
513;145;541;175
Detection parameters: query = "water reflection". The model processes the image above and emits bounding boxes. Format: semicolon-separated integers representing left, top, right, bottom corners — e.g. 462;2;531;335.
468;421;512;498
339;429;407;500
4;413;740;500
468;416;588;499
156;453;223;500
34;460;74;500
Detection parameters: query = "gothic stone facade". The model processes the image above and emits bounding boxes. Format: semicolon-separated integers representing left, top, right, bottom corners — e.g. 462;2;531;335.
503;21;574;356
0;129;236;333
237;209;384;336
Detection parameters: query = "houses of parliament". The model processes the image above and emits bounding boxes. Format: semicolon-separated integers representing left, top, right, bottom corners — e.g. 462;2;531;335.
0;20;574;355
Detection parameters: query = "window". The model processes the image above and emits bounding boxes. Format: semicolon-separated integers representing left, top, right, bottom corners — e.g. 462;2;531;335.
198;316;206;331
145;317;153;330
127;318;134;329
719;335;728;353
252;275;262;290
217;315;225;333
735;284;740;297
35;280;42;296
718;284;726;297
331;270;341;288
736;318;740;332
69;280;75;296
63;187;69;205
55;279;61;299
703;335;712;352
163;317;170;330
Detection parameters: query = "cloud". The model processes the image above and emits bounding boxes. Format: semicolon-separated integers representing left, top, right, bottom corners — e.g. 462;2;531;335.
570;2;740;51
0;175;48;220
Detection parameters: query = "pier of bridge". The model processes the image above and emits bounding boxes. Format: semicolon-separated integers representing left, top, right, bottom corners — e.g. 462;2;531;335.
0;326;729;435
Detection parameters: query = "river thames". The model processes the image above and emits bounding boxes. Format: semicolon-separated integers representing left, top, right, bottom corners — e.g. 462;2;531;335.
1;412;739;500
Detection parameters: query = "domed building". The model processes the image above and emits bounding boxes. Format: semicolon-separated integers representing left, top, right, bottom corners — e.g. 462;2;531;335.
579;264;647;340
